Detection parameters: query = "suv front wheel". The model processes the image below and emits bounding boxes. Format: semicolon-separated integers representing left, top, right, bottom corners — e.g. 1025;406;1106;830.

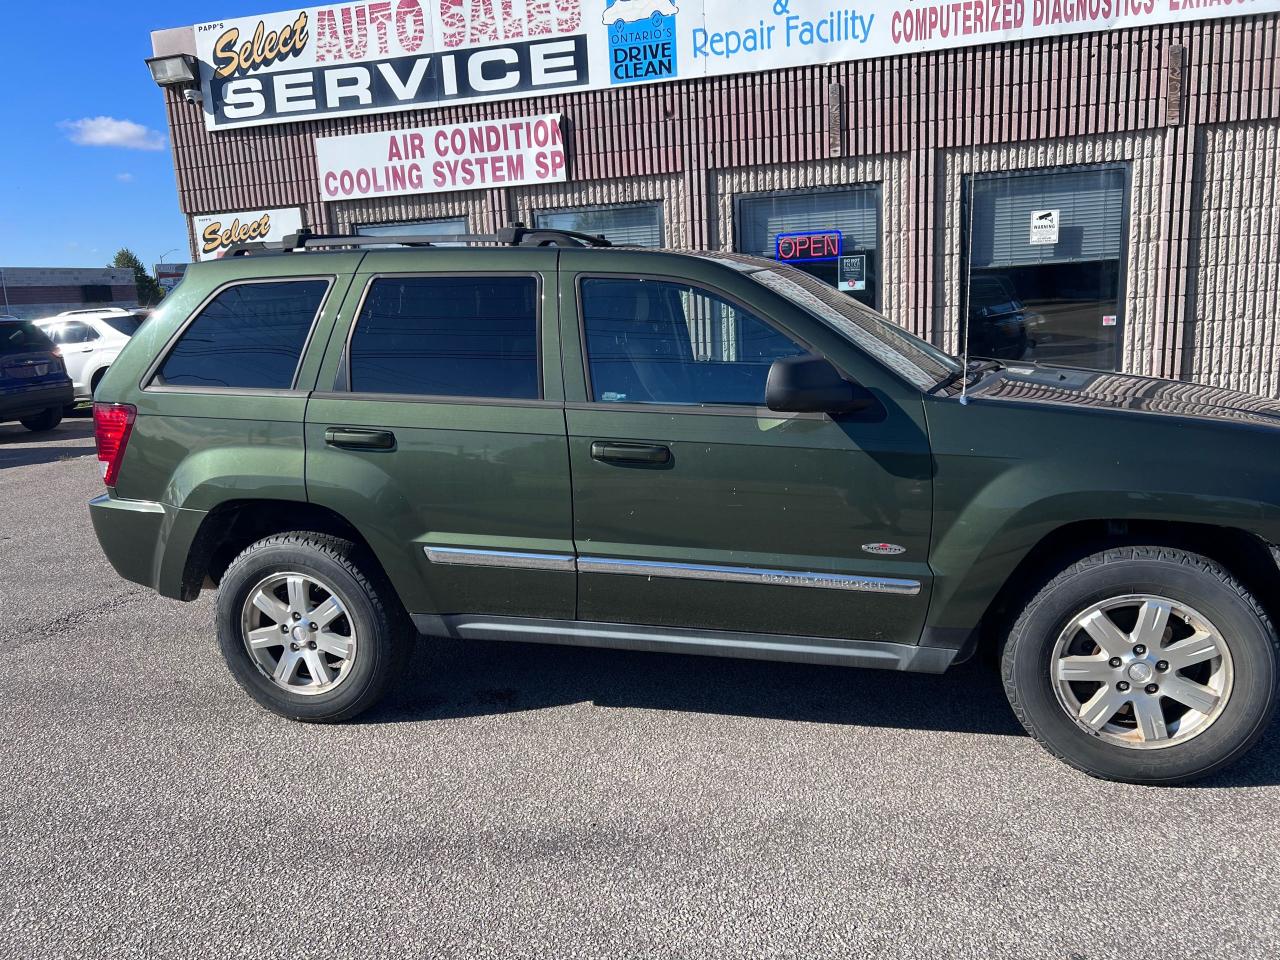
216;532;411;722
1003;546;1279;784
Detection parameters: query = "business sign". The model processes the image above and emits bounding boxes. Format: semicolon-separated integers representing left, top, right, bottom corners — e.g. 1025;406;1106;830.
191;207;305;260
1029;208;1059;245
191;0;1280;131
316;114;566;200
775;230;842;263
838;253;866;291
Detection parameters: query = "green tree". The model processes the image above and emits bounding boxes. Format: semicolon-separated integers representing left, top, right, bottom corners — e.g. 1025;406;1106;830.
111;248;164;307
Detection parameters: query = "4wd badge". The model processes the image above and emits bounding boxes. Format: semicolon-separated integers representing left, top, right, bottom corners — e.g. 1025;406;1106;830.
861;543;906;556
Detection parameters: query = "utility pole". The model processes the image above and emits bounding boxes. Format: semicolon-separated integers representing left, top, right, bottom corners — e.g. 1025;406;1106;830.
0;268;10;315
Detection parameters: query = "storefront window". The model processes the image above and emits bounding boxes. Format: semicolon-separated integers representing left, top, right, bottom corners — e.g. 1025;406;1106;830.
534;204;663;246
964;166;1128;370
735;187;882;310
356;218;468;245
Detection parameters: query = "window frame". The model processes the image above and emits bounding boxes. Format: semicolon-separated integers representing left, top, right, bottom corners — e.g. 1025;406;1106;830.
532;202;665;247
143;276;336;395
573;271;824;415
337;271;547;403
732;183;885;311
959;161;1132;371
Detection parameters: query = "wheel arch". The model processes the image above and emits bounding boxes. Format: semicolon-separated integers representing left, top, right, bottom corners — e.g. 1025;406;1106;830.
970;519;1280;661
180;499;395;602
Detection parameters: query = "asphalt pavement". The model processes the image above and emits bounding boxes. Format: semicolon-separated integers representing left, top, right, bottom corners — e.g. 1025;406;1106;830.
2;417;1278;959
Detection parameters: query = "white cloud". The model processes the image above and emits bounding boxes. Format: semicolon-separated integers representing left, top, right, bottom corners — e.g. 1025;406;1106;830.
61;116;165;151
115;172;135;183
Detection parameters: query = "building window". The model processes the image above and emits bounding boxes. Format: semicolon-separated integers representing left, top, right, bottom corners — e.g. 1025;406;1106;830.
534;204;663;246
157;280;329;390
579;277;807;406
348;276;540;399
963;164;1128;371
356;218;468;245
735;186;882;310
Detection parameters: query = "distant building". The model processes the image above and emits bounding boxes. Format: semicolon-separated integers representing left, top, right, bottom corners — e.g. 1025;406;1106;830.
0;267;137;320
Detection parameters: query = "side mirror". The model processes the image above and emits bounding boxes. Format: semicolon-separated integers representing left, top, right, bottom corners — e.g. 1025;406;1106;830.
765;355;871;414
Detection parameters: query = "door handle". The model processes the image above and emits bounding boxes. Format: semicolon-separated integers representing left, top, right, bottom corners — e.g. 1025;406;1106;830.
324;427;396;450
590;441;671;464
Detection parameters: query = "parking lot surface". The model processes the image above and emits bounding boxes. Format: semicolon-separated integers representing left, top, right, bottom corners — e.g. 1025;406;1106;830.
2;418;1279;959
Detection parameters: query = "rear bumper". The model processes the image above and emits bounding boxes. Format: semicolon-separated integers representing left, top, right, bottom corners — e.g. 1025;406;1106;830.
89;493;207;600
0;380;73;420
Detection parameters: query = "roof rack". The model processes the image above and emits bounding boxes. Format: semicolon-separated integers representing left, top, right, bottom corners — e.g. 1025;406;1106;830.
226;224;611;257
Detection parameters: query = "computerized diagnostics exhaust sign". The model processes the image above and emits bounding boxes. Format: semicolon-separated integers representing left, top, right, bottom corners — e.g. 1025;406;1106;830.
193;0;1280;131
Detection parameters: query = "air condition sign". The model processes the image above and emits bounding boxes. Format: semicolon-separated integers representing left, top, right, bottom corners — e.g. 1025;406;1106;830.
315;114;567;199
192;1;1280;131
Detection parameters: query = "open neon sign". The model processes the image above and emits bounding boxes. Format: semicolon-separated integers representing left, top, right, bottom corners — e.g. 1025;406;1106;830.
774;230;843;263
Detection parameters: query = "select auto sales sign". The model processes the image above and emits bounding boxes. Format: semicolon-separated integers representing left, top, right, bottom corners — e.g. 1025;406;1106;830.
194;0;1280;131
316;114;567;199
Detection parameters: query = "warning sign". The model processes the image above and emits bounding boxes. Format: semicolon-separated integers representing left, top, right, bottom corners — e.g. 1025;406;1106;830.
1029;209;1060;245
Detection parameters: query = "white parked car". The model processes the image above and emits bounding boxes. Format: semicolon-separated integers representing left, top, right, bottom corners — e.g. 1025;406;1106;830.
602;0;679;26
35;308;143;404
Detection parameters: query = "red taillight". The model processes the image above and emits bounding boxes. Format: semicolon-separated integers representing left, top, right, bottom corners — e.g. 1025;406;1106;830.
93;402;136;487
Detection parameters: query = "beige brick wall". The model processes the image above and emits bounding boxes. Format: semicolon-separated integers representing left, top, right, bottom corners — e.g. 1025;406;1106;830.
1189;120;1280;399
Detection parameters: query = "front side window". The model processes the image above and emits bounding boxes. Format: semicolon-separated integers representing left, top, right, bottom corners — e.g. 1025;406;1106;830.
157;279;328;389
348;276;539;399
580;277;807;406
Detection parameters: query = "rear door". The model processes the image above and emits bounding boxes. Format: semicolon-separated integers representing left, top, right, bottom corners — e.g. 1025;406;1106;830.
306;248;575;624
558;250;934;644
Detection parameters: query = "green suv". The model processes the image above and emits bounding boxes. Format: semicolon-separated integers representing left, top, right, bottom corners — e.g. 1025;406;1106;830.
89;228;1280;784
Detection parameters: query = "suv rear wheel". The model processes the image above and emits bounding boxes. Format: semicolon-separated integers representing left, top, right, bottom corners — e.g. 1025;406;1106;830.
20;407;61;432
1003;546;1279;784
216;532;412;722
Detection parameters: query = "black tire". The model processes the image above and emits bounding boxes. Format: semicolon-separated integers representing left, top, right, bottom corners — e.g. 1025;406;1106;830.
20;407;62;432
216;532;412;722
1002;546;1279;785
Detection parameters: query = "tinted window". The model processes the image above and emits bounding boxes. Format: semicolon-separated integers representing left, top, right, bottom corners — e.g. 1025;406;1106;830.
348;277;539;399
0;321;55;356
103;314;143;337
158;280;327;389
580;277;806;406
44;321;100;345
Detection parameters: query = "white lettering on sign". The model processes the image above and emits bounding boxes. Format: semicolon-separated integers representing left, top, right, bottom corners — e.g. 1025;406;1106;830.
315;113;568;199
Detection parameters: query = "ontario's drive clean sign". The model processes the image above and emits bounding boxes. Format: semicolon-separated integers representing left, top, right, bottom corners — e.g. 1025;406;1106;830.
193;0;1280;131
315;114;567;200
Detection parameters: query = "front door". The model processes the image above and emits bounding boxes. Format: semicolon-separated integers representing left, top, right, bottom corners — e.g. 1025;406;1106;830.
306;250;575;623
558;256;933;644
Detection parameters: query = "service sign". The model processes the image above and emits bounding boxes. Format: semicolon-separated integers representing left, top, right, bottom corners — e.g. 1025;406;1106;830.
316;114;566;200
194;0;1280;131
192;207;305;259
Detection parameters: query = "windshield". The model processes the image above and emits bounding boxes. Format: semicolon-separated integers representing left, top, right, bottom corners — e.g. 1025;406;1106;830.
0;321;55;355
749;263;961;390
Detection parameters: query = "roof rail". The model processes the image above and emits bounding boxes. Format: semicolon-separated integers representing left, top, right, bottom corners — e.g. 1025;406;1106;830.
225;224;611;257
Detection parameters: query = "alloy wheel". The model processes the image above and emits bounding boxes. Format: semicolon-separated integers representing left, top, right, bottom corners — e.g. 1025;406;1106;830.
1051;594;1234;749
240;572;358;696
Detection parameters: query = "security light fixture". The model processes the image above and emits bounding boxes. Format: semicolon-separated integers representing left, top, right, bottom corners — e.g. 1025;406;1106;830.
145;54;199;89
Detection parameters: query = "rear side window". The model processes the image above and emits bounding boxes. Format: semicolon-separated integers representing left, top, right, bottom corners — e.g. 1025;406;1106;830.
0;322;54;355
157;280;328;389
348;276;539;399
103;315;143;337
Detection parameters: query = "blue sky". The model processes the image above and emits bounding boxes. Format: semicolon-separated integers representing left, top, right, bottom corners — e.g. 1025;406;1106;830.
0;2;278;269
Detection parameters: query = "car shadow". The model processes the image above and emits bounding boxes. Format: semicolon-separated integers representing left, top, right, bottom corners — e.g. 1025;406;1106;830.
367;636;1280;787
0;419;96;468
369;636;1023;737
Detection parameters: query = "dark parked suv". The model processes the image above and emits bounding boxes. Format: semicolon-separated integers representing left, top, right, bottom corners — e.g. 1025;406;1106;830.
89;228;1280;784
1;318;72;431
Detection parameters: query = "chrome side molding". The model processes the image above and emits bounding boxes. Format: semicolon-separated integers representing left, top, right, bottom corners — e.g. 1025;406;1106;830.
425;546;922;596
424;546;576;573
576;556;921;596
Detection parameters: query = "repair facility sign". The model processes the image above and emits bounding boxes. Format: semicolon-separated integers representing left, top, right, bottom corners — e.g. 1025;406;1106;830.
315;114;567;200
192;207;305;260
192;0;1280;131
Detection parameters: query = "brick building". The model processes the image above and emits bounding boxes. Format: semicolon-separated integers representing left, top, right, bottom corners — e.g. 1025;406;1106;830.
0;267;137;320
150;3;1280;397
